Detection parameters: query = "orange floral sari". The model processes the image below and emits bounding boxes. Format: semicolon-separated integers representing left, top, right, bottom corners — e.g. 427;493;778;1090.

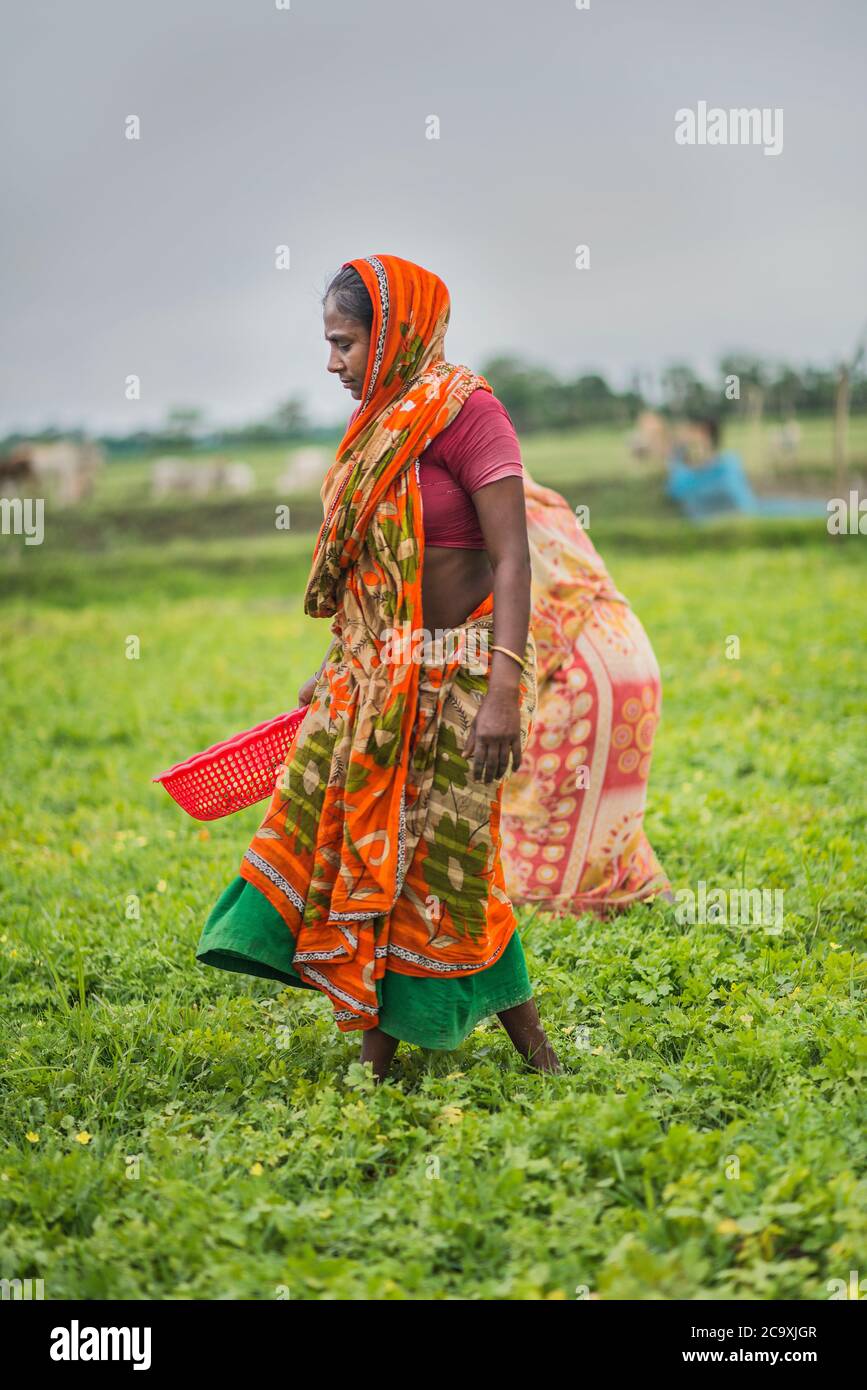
240;255;536;1031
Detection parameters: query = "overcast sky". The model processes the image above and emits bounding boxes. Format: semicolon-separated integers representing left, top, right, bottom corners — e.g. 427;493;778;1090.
2;0;865;434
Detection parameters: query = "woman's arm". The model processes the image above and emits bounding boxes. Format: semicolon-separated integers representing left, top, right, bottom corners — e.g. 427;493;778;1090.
463;475;532;782
298;635;339;706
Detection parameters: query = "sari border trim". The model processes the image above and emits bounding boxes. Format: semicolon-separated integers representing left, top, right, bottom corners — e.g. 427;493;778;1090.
302;965;378;1016
386;936;507;975
362;255;389;409
243;848;305;915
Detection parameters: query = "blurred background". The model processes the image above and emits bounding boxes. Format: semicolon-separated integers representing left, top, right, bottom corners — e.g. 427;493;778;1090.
2;0;866;571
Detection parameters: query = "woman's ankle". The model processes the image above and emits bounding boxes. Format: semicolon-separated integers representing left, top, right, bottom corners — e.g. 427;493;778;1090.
497;999;561;1073
360;1026;399;1081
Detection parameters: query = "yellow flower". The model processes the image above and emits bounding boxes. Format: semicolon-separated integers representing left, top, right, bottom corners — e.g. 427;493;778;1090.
75;1131;92;1145
716;1218;740;1236
249;1162;264;1176
317;1207;333;1220
25;1131;39;1144
156;880;168;893
438;1105;464;1124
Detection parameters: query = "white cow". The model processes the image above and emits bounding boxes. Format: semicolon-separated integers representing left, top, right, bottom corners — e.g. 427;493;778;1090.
275;446;327;495
151;456;254;499
0;441;104;505
221;461;254;494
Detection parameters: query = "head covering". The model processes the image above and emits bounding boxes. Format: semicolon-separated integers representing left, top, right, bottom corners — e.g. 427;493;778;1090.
344;254;452;425
306;253;492;618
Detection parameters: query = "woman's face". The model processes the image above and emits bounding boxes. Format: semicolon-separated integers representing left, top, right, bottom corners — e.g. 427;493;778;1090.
323;297;371;401
675;421;714;465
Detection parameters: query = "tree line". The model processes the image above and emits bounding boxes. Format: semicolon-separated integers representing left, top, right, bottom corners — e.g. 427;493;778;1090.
480;354;867;435
4;354;864;455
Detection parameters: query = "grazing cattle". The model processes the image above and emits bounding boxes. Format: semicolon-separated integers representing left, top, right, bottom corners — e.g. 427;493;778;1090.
0;450;36;497
275;446;327;495
151;456;254;499
221;461;254;494
0;441;103;505
151;456;195;499
627;410;672;464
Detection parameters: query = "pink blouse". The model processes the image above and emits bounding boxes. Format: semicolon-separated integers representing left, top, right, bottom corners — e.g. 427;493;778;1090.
350;389;523;549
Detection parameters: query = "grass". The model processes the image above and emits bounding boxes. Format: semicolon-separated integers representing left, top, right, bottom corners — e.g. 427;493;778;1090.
1;508;865;1300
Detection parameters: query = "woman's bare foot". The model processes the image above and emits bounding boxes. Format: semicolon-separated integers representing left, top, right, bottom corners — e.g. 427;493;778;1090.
497;999;561;1073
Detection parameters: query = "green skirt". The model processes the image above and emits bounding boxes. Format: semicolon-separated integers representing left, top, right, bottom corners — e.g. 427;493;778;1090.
196;876;532;1051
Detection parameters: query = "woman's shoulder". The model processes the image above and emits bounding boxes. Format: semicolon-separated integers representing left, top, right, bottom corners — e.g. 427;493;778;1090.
429;387;522;492
461;387;515;426
443;388;519;447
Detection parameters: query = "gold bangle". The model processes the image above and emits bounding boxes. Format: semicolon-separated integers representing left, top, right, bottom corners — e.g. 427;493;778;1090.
491;644;526;671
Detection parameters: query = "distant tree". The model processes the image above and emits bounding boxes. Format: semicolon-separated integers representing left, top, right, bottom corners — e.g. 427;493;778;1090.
164;406;204;441
798;367;839;414
481;357;642;431
479;355;565;433
660;364;712;415
766;364;805;416
573;374;617;422
269;396;309;438
718;354;769;395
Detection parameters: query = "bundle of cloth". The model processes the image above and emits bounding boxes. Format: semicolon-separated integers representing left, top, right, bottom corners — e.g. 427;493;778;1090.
501;477;669;914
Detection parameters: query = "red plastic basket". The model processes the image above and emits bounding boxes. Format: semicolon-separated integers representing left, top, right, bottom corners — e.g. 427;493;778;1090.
152;706;308;820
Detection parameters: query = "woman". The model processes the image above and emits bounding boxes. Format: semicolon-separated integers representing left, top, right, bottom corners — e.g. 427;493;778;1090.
197;253;560;1080
501;478;670;914
666;417;828;522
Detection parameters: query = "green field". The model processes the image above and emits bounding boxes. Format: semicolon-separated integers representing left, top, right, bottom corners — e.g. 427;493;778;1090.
37;411;866;540
81;411;867;503
1;430;865;1299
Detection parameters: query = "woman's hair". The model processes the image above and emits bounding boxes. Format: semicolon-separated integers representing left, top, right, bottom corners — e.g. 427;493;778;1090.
687;414;721;449
322;265;374;332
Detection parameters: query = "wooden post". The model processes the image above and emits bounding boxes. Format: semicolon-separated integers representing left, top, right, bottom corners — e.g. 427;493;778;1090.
745;384;765;475
833;364;850;498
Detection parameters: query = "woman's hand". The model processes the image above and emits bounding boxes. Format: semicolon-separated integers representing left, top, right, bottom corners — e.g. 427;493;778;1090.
299;638;339;708
464;687;522;782
298;673;319;707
